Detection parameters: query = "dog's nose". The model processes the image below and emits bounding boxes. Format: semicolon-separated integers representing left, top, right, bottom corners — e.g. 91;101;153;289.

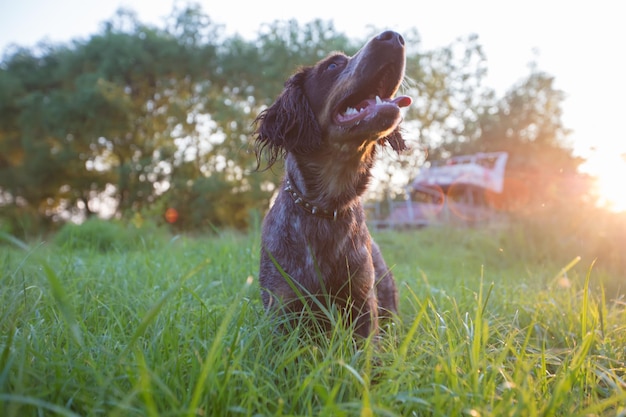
375;31;405;47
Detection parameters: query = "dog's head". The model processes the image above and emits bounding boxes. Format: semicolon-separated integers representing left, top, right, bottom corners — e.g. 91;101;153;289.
254;31;412;167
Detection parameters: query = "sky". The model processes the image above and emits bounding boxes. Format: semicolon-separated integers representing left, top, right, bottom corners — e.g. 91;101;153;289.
1;0;625;208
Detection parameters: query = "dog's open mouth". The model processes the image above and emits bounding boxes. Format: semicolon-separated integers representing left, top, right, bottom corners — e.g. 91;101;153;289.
336;95;412;125
334;65;412;126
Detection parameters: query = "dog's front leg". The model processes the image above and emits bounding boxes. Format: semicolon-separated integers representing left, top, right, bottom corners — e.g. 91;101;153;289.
371;241;398;317
353;293;379;338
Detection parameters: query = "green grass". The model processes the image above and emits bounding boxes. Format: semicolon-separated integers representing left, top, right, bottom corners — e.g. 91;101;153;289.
1;225;625;416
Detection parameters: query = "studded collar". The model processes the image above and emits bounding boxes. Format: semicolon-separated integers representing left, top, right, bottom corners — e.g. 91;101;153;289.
284;176;349;221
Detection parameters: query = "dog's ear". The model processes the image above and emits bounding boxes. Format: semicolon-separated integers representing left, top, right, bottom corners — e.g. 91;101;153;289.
383;129;407;153
254;70;321;168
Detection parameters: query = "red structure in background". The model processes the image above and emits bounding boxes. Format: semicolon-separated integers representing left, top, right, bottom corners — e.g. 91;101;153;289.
370;152;509;228
164;208;179;224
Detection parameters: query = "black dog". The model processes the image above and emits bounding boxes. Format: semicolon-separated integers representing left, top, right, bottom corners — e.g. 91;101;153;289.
254;31;412;337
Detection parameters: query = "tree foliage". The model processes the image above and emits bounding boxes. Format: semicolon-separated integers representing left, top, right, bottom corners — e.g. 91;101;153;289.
0;4;590;235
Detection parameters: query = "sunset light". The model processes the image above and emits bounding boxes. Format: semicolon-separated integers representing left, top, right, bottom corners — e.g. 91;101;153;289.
2;2;626;416
585;152;626;213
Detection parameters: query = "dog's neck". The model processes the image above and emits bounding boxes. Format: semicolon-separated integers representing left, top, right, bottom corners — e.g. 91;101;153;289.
283;175;347;220
285;146;376;218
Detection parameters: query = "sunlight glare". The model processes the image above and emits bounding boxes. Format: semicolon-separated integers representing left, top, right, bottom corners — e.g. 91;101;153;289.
588;153;626;212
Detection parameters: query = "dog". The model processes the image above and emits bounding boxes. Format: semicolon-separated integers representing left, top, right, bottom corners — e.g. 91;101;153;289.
254;31;412;338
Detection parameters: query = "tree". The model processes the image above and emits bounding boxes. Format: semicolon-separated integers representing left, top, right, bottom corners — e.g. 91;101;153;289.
0;5;595;235
0;6;223;233
440;68;588;215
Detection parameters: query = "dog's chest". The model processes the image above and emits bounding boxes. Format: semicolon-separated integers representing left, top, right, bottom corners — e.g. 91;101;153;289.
263;190;375;285
297;209;373;279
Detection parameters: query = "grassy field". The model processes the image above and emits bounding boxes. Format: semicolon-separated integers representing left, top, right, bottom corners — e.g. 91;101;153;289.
1;222;625;416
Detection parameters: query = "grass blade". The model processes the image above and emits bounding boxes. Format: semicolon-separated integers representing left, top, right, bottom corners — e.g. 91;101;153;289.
581;258;597;337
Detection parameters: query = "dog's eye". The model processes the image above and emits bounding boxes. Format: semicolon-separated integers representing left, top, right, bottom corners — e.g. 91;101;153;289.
323;55;346;73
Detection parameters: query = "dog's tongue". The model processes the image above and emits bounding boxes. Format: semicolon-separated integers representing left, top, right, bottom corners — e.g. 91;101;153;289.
392;95;412;108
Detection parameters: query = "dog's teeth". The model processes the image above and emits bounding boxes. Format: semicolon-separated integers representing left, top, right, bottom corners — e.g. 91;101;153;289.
375;95;383;104
344;107;359;115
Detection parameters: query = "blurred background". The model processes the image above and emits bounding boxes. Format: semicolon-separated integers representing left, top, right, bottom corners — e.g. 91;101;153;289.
0;1;624;279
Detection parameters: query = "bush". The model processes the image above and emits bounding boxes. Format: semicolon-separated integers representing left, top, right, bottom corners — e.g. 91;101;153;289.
53;217;166;251
0;206;51;240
